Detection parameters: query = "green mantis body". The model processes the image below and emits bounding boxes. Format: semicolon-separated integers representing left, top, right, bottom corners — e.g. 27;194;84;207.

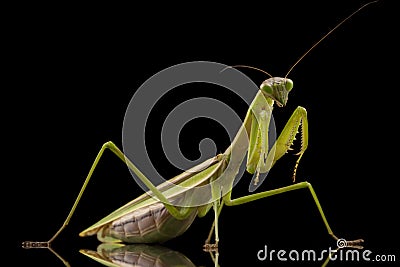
78;80;308;246
24;78;361;251
22;1;379;265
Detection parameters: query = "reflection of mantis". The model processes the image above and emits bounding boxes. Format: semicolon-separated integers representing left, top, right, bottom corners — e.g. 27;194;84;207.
81;244;197;267
23;1;377;266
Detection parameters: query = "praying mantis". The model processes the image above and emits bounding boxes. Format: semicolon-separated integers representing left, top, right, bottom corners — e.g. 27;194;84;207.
22;1;379;266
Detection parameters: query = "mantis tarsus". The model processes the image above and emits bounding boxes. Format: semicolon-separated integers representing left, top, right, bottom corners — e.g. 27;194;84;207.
23;1;378;265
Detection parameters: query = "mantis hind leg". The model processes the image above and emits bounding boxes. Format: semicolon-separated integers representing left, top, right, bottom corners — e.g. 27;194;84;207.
26;141;195;247
223;181;364;249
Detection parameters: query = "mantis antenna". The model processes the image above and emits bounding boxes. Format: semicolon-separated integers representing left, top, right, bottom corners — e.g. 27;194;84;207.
227;0;379;78
285;0;379;78
221;65;273;78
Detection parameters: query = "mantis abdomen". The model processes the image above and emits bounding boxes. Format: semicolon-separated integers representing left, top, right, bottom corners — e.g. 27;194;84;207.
87;200;198;243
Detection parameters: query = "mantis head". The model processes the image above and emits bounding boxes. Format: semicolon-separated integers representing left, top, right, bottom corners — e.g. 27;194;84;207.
260;77;293;107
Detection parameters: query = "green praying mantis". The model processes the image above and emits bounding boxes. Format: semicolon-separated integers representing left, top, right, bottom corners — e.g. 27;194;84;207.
23;1;378;266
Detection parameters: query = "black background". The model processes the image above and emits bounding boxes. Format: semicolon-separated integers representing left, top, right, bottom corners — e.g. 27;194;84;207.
11;1;398;266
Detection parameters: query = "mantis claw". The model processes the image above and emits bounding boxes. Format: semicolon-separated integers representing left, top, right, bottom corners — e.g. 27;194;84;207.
343;238;364;249
22;241;50;249
334;236;365;250
203;242;218;252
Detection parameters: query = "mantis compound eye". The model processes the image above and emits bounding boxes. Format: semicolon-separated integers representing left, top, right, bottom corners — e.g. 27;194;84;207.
285;79;294;92
260;83;273;95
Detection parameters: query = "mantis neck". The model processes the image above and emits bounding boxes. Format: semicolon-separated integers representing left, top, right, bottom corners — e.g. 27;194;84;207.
223;90;274;163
